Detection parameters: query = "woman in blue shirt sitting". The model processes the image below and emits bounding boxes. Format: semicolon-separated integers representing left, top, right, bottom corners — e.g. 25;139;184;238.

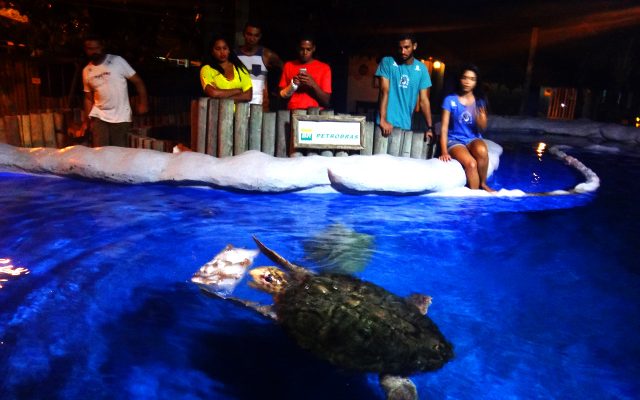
438;64;494;192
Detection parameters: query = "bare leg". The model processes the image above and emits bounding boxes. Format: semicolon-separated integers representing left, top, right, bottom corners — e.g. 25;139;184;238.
468;139;495;192
450;145;480;189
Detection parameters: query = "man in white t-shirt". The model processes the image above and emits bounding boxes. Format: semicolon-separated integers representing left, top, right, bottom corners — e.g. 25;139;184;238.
81;35;148;147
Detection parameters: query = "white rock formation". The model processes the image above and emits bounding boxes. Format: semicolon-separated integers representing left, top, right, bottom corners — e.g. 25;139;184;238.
0;141;502;194
3;112;616;196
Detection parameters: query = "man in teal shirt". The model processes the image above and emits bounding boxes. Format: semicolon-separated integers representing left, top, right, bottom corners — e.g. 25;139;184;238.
376;34;433;142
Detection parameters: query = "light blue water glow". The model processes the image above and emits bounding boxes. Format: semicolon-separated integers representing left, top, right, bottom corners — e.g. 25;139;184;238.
1;136;638;399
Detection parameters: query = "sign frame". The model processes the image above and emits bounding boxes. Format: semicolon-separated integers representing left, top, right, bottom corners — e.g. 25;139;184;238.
292;114;366;150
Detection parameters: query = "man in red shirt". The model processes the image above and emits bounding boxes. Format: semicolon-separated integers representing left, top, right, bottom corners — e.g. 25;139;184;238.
279;35;332;110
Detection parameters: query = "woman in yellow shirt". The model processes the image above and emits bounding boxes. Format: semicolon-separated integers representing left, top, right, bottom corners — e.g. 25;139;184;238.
200;35;253;102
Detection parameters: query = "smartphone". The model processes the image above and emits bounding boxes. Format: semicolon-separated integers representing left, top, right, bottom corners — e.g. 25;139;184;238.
299;68;307;74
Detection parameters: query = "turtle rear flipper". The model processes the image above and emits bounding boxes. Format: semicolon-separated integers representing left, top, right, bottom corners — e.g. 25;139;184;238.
253;236;309;276
380;375;418;400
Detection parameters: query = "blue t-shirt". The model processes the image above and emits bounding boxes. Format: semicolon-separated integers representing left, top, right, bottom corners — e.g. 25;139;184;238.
442;94;486;143
375;57;432;130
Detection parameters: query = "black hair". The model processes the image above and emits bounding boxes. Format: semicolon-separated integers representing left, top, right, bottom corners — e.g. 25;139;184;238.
205;34;249;79
299;33;316;46
455;63;487;104
82;32;105;44
243;21;262;32
397;32;417;44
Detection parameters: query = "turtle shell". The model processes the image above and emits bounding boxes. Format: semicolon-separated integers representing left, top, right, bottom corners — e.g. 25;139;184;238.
274;273;454;375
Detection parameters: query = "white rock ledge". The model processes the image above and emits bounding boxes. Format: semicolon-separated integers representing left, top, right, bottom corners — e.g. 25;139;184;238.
0;142;503;194
0;136;600;196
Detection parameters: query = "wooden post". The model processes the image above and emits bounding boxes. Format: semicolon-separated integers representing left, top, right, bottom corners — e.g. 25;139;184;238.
53;112;65;146
206;98;219;156
152;139;164;152
401;130;413;157
133;135;142;149
218;99;234;157
290;109;306;156
360;121;374;155
4;116;21;146
0;117;6;144
249;104;263;151
422;135;438;159
196;98;209;152
190;99;198;151
42;112;56;147
261;112;276;156
387;128;403;156
276;110;290;157
14;61;28;115
410;131;423;159
233;102;250;155
18;115;32;147
519;27;539;116
373;125;387;155
308;107;321;115
72;108;83;124
29;113;44;147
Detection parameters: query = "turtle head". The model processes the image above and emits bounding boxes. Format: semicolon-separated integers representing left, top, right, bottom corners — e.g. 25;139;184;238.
248;267;289;294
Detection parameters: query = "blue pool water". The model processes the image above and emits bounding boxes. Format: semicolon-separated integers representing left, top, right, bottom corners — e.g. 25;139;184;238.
1;135;639;399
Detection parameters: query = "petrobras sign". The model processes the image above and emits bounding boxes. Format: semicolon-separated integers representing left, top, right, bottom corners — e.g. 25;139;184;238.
293;114;365;150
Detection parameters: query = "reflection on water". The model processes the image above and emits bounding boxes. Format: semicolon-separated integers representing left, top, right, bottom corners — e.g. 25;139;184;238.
536;142;547;160
0;258;29;289
303;223;375;274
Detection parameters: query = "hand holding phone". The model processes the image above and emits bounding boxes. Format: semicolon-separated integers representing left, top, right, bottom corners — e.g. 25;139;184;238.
297;67;312;87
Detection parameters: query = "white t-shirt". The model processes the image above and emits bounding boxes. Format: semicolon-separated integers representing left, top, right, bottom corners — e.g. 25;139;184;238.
82;54;136;123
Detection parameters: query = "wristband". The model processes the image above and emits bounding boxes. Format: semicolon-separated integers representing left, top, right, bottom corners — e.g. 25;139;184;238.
427;126;433;131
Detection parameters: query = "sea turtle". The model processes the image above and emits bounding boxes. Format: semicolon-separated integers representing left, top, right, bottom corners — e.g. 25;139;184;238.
302;223;375;274
192;237;454;400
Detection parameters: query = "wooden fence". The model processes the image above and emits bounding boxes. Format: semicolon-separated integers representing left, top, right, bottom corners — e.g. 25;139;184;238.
0;95;191;149
187;98;438;159
0;96;438;160
547;88;577;120
0;110;73;148
0;55;81;116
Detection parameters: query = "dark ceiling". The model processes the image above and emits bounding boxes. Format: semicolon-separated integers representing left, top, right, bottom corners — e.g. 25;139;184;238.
3;0;639;90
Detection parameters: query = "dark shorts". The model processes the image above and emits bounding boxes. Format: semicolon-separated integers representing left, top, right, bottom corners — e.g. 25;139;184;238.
91;119;132;147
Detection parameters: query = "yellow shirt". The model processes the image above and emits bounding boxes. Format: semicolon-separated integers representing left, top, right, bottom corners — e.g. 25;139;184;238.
200;64;252;93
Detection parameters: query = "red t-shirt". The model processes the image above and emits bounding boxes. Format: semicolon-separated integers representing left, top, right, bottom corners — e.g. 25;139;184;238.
279;59;332;110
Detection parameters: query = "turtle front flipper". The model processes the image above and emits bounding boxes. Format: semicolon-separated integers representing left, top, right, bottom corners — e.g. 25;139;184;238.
252;236;309;276
379;375;418;400
197;288;277;320
226;297;277;320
